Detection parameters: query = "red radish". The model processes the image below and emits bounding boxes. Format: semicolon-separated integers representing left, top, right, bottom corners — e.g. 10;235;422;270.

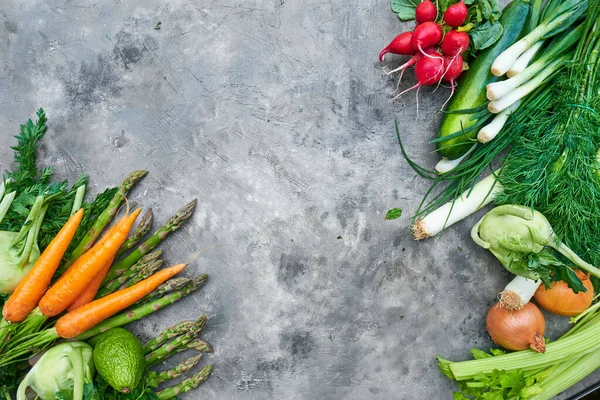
385;46;434;77
393;51;444;113
386;53;421;93
441;30;469;56
415;52;445;85
412;22;443;57
444;0;468;27
441;54;464;109
379;31;415;62
386;53;420;75
442;54;464;83
393;52;444;118
415;0;437;24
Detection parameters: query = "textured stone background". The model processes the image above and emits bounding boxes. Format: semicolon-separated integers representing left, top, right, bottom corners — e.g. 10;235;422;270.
0;0;597;399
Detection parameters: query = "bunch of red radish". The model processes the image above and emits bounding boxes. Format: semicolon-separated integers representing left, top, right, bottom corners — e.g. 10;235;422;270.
380;0;469;102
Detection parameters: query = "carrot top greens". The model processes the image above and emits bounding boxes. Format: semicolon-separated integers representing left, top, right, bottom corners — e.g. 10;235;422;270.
0;109;117;253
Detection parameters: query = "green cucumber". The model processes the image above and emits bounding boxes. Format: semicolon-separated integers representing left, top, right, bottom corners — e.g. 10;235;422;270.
436;0;530;160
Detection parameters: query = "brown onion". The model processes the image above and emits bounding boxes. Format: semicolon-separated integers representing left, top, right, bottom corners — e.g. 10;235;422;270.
534;271;594;316
486;302;546;353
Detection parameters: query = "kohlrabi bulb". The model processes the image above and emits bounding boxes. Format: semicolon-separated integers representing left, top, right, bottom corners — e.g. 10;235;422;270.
17;342;95;400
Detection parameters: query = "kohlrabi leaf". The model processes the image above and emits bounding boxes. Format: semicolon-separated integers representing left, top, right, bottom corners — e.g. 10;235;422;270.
470;20;503;50
551;265;587;294
56;383;102;400
391;0;418;20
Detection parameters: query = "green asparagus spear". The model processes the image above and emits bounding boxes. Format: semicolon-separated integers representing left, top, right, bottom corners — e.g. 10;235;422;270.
103;199;197;283
156;365;213;399
98;250;163;297
116;208;153;257
138;277;195;305
146;316;207;367
0;275;209;366
160;339;213;360
184;339;213;353
121;259;163;289
144;320;197;354
61;170;148;271
149;354;203;386
75;274;209;341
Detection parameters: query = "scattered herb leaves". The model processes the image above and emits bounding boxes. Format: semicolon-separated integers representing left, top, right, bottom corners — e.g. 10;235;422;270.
385;208;403;220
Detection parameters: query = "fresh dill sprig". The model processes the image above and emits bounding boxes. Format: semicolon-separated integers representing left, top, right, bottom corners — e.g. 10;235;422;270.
5;109;48;193
496;14;600;272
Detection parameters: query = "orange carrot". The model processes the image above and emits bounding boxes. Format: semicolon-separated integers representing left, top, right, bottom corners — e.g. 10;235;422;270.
65;218;123;313
66;257;114;312
56;263;186;338
2;209;85;323
39;209;142;317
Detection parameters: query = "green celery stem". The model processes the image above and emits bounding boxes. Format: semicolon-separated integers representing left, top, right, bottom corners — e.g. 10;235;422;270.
530;350;600;400
449;318;600;380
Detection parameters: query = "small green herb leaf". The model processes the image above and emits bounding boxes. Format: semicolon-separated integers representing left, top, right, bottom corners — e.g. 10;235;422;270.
385;208;403;220
154;21;162;30
470;348;492;359
489;348;506;356
391;0;418;21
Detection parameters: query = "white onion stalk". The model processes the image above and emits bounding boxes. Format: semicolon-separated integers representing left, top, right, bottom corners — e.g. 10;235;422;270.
0;191;16;224
487;51;556;101
506;41;544;78
488;57;564;114
435;144;477;174
477;100;521;143
499;276;542;310
491;40;535;78
70;185;86;216
412;172;503;240
491;3;583;77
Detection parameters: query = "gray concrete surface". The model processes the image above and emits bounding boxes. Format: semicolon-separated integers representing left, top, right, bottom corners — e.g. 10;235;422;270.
0;0;597;399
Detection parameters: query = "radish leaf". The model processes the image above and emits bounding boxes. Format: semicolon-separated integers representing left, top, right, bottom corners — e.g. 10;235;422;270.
391;0;419;21
470;20;503;50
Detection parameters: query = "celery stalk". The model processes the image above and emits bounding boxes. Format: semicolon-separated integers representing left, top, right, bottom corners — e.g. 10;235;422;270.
449;320;600;380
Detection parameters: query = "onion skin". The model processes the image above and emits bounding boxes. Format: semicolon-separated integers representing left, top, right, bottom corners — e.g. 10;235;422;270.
486;302;546;353
534;271;594;317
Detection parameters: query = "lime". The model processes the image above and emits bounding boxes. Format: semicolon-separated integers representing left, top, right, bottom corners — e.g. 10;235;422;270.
92;327;146;393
